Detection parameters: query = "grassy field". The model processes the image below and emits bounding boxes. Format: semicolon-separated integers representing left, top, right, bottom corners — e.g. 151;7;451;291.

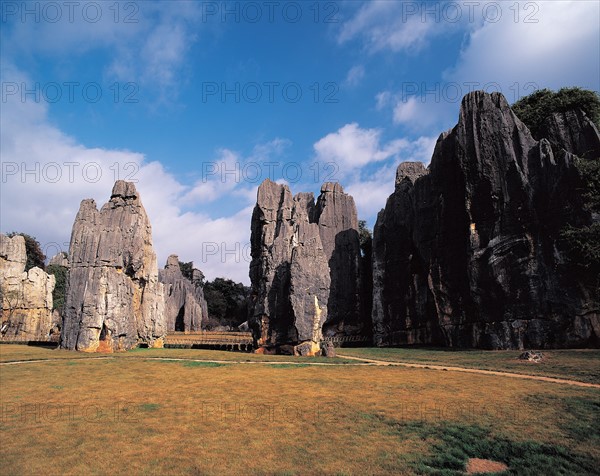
0;345;360;364
336;347;600;385
0;345;598;475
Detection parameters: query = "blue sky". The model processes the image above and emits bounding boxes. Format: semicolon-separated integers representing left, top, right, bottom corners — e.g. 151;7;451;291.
1;0;599;283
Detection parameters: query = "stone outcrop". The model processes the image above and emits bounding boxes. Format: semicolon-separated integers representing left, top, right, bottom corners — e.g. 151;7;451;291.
249;180;330;355
60;181;165;352
314;183;364;337
249;180;371;353
159;254;207;332
0;234;56;339
372;91;599;349
539;109;600;159
48;252;68;267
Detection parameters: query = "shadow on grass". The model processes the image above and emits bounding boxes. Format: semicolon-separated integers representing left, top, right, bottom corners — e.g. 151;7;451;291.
365;414;598;475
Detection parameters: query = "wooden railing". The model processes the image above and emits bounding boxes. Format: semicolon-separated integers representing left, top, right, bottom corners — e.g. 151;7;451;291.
0;334;60;345
0;332;372;350
323;335;372;345
164;331;254;351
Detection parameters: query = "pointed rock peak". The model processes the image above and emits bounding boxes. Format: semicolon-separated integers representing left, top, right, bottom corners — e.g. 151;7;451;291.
165;255;180;269
257;178;290;200
395;162;428;187
79;198;98;211
320;182;344;194
111;180;138;200
460;90;511;116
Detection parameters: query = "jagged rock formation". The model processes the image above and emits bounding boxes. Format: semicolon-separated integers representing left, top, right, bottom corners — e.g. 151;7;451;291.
249;180;370;353
60;181;165;352
539;109;600;159
48;252;68;267
314;183;364;337
0;234;57;339
373;91;599;349
249;180;331;355
159;255;208;332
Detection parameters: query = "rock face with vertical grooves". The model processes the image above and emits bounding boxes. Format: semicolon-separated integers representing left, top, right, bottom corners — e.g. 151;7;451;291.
372;91;599;349
0;234;56;339
539;109;600;159
60;181;165;352
314;182;364;337
159;254;207;332
249;179;331;355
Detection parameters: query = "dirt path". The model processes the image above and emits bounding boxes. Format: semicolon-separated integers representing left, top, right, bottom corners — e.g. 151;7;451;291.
336;354;600;389
2;354;599;388
0;356;357;366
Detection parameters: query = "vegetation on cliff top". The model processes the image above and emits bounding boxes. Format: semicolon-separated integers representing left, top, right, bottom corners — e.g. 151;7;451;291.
512;86;600;138
513;87;600;275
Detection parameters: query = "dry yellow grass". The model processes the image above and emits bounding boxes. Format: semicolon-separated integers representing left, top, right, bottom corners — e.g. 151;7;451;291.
1;346;598;475
0;345;358;364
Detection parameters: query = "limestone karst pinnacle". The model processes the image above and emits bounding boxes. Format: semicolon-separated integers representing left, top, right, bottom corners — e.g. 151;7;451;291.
60;180;165;352
372;91;600;349
159;254;208;332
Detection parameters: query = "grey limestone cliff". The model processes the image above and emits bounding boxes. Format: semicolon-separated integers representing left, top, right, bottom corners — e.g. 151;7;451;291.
60;181;165;352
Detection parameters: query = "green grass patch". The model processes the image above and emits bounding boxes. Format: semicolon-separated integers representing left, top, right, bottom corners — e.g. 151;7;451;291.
368;416;598;475
140;403;161;412
338;347;600;384
269;364;310;369
182;361;227;368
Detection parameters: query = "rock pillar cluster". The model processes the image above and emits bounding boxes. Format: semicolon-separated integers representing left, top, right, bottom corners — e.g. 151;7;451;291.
372;91;599;349
249;179;365;354
159;255;208;332
60;181;165;352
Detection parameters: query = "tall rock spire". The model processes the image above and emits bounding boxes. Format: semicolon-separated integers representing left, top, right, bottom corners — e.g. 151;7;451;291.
61;181;165;352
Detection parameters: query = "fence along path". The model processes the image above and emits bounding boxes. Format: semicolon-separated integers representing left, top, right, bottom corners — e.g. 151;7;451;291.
0;332;371;351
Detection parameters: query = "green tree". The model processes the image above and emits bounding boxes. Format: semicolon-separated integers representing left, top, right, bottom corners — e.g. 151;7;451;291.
513;87;600;274
46;264;67;311
358;220;372;257
512;87;600;140
560;156;600;273
202;278;250;329
358;220;373;324
178;261;194;282
6;232;46;271
178;260;205;287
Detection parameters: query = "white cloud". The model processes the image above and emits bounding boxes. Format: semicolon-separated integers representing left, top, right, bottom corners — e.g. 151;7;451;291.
0;64;255;284
393;96;418;123
345;65;366;87
313;123;406;171
445;1;600;99
375;91;392;110
337;1;450;53
391;95;458;131
1;2;201;103
345;165;396;222
181;139;291;206
313;119;437;222
344;135;436;222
